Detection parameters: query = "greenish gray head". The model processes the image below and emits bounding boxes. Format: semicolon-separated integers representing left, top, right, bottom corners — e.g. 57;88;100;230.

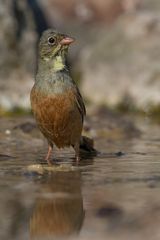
39;29;75;60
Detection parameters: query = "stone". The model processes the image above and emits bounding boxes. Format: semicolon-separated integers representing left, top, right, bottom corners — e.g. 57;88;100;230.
0;0;37;111
38;0;141;24
80;11;160;111
0;0;158;112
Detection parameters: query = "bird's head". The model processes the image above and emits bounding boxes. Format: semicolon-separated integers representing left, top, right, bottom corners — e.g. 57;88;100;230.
39;29;75;61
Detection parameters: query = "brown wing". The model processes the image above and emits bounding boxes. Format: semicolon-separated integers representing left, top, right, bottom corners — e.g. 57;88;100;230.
74;86;86;123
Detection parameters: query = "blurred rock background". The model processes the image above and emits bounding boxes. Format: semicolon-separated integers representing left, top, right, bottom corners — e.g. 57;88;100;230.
0;0;160;115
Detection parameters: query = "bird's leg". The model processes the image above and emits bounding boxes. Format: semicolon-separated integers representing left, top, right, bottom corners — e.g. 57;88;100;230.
45;145;53;165
74;143;80;162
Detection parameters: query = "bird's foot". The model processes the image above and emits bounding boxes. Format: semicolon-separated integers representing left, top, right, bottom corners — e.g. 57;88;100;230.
45;145;53;165
46;158;53;166
76;154;80;163
73;143;80;163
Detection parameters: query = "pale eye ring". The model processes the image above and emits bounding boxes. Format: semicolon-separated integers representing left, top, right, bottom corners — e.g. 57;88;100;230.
48;37;55;45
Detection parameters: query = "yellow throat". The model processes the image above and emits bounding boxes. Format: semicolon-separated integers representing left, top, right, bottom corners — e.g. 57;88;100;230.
53;55;65;71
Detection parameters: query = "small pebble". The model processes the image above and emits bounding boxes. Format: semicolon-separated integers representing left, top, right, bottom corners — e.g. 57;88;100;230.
5;129;11;135
115;151;125;157
96;204;123;219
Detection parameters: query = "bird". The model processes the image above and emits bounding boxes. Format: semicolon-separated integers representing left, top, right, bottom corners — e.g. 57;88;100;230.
30;29;94;165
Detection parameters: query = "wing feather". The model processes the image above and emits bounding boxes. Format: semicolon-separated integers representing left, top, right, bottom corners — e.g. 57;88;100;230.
74;86;86;122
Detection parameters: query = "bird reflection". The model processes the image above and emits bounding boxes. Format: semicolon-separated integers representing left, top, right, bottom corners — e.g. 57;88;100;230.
30;170;84;239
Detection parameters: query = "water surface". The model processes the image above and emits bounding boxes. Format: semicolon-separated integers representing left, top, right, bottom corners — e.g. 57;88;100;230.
0;116;160;240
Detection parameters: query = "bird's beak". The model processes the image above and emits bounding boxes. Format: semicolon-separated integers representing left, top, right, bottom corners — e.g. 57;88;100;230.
60;36;75;45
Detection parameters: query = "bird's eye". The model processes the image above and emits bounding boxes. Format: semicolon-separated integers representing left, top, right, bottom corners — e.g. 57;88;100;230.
48;37;55;45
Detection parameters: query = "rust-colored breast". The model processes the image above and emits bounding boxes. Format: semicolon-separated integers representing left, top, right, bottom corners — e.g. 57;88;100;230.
30;87;83;148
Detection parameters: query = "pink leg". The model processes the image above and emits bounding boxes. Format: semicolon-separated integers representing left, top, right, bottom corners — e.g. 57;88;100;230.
45;145;53;165
74;143;80;162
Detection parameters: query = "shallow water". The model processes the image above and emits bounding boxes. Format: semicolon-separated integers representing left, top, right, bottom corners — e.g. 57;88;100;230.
0;116;160;240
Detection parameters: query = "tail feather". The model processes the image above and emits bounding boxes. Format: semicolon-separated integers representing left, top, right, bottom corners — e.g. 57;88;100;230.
79;136;97;153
